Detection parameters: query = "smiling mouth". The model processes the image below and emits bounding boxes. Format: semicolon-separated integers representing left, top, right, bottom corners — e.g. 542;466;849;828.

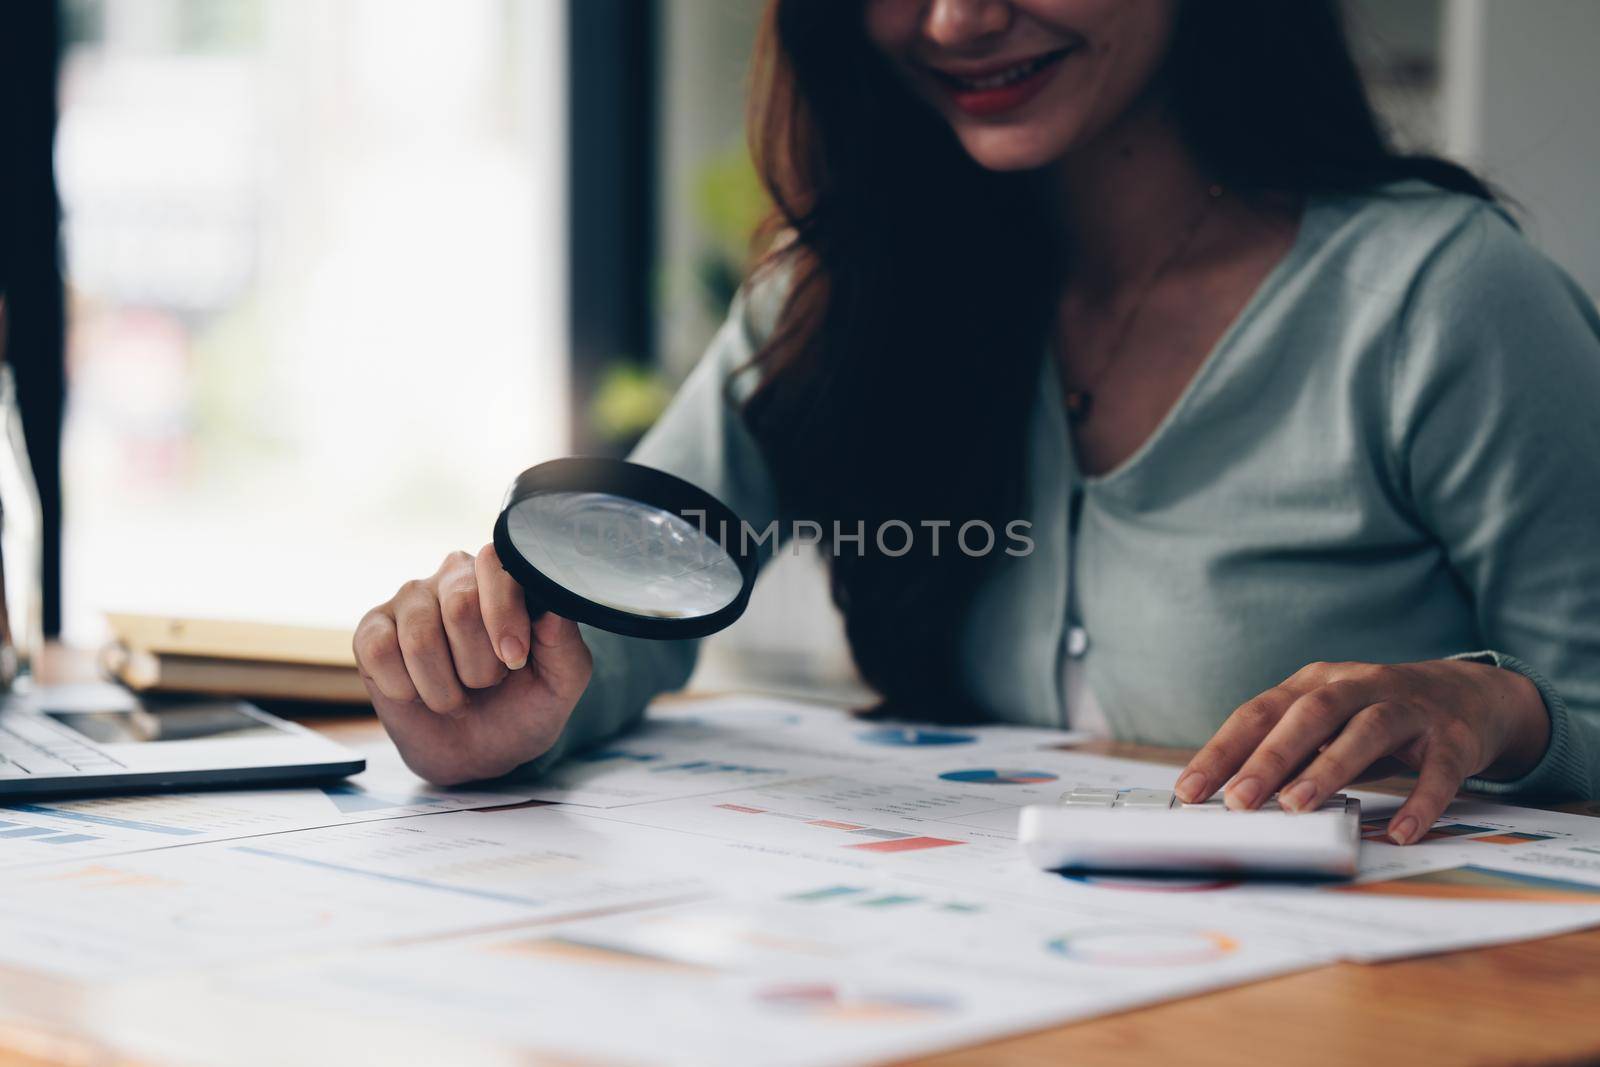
926;47;1075;93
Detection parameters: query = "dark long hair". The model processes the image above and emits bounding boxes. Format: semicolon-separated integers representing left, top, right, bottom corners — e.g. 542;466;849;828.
742;0;1491;720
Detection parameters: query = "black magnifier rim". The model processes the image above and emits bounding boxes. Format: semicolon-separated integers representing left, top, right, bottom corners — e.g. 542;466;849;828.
493;457;758;640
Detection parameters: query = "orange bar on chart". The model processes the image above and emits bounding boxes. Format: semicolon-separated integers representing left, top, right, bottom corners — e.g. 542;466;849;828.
847;836;964;854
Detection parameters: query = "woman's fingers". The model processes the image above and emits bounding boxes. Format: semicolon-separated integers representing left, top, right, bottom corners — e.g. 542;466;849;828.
436;552;507;690
1279;701;1421;812
475;542;532;671
1175;659;1507;846
1222;677;1388;810
391;580;469;715
352;608;419;704
1386;736;1474;845
1175;684;1302;803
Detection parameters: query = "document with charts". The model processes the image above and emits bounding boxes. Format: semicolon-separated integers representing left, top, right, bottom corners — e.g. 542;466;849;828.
573;731;1600;964
513;693;1090;808
157;861;1323;1067
0;738;538;872
0;807;718;980
6;694;1600;1067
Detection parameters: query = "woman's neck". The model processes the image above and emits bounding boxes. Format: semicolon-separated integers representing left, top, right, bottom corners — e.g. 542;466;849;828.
1050;97;1220;296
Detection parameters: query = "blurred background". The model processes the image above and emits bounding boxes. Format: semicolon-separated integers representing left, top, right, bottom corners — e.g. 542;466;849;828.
0;0;1596;699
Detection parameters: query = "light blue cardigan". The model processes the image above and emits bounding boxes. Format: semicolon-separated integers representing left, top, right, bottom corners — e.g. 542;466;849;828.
519;182;1600;800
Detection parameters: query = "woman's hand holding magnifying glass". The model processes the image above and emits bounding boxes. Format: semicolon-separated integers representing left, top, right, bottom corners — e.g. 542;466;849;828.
355;458;753;785
353;544;593;786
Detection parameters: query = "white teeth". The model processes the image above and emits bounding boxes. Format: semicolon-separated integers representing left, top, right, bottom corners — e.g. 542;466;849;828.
953;53;1057;91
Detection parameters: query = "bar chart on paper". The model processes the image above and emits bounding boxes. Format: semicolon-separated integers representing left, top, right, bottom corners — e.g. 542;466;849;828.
0;799;211;868
0;820;106;847
712;802;966;854
784;884;986;912
0;772;542;871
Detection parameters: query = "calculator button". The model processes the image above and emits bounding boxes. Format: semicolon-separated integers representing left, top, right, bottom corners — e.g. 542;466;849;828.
1118;789;1176;809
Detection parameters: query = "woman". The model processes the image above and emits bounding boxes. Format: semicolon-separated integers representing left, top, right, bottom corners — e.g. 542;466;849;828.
354;0;1600;844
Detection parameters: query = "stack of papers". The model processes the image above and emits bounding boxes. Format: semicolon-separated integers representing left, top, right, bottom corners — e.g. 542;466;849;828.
3;694;1600;1067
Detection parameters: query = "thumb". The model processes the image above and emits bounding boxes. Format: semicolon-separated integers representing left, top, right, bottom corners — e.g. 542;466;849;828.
530;612;592;698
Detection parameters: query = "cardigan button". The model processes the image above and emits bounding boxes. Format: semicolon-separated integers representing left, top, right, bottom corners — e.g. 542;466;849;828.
1066;626;1090;658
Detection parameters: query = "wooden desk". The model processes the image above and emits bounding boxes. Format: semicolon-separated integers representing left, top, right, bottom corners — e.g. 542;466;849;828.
4;662;1599;1067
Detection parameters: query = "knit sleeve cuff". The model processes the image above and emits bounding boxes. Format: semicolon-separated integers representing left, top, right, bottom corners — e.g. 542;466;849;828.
1450;650;1588;799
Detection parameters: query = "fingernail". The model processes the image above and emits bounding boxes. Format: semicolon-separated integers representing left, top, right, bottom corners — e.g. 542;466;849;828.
1389;816;1419;846
1226;777;1262;810
1175;771;1208;802
1282;779;1318;812
499;636;528;671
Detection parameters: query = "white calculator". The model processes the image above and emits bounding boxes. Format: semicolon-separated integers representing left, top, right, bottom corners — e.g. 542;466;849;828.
1018;787;1362;880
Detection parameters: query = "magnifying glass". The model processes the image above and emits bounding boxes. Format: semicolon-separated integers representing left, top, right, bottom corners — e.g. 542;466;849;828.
492;458;758;640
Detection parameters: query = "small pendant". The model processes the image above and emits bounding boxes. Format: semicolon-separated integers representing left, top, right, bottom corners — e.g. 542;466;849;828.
1064;388;1093;423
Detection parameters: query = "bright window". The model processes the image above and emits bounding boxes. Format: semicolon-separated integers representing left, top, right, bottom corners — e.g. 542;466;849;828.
56;0;568;641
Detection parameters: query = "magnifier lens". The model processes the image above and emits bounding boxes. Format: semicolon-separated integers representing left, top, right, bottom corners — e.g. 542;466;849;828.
494;458;757;640
505;490;744;620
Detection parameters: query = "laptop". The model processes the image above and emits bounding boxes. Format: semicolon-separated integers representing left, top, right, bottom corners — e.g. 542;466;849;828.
0;682;365;799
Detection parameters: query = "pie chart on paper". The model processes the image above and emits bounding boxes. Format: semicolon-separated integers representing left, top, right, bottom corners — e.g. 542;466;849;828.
857;727;977;747
938;768;1059;785
1047;927;1238;967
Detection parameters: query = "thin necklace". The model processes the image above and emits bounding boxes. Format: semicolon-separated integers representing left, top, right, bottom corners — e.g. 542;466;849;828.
1061;183;1224;425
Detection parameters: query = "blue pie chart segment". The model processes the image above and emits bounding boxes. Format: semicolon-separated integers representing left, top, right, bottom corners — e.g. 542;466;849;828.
939;768;1059;785
857;728;978;747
